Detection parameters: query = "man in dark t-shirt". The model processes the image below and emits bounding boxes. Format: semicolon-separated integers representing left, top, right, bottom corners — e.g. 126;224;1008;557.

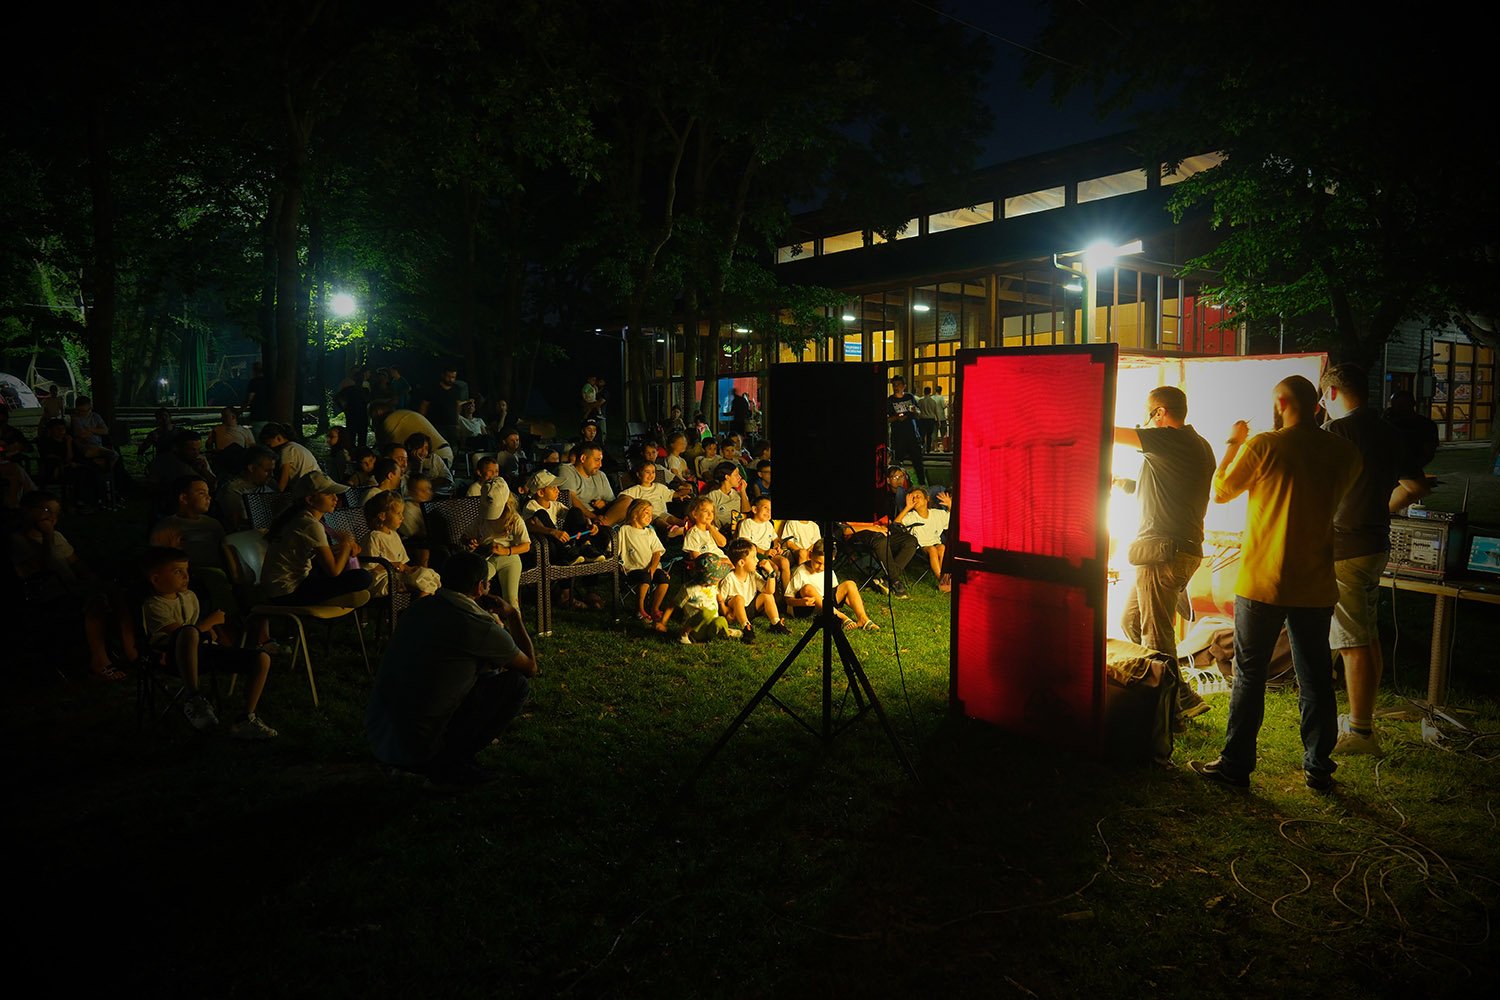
420;366;467;447
1114;385;1216;726
1320;364;1429;757
365;551;537;786
886;375;927;485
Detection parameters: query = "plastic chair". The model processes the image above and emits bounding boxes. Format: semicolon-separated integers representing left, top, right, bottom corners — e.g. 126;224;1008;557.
243;491;293;530
220;531;370;708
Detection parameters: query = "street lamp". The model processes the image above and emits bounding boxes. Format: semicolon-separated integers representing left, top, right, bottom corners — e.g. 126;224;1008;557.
1055;239;1142;344
330;292;357;318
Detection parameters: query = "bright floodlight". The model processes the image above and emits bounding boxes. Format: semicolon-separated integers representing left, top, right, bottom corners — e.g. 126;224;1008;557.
1084;239;1119;270
331;292;357;317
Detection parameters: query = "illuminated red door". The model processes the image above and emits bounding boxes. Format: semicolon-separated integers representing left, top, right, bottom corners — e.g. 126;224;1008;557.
949;345;1117;755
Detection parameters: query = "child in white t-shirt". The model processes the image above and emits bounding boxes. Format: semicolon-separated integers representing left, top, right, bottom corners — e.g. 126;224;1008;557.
681;496;727;564
717;538;790;644
619;499;671;627
784;540;878;631
363;490;441;596
779;518;822;567
736;496;791;589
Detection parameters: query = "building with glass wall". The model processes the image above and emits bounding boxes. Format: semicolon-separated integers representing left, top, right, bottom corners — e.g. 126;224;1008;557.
660;134;1242;429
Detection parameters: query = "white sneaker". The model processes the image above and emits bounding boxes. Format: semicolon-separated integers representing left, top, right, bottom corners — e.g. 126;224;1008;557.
232;713;279;741
183;695;218;731
1332;729;1383;757
678;633;695;645
725;627;743;639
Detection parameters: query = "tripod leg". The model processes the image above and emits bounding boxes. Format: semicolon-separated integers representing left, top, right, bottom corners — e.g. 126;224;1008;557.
683;620;825;790
831;625;922;785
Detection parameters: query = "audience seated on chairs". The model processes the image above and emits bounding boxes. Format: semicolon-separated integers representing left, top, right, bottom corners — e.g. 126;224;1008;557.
217;445;276;532
834;519;917;599
747;459;772;503
36;417;105;511
382;443;411;492
142;546;277;739
786;540;879;631
325;426;353;485
705;461;751;534
455;400;490;452
259;423;322;494
475;491;530;608
619;498;671;629
137;407;179;462
608;460;685;529
737;496;791;588
467;456;511;521
147;429;217;493
899;486;952;592
692;438;720;483
347;447;377;487
370;457;402;495
780;518;821;568
718;538;790;644
405;432;452;489
681;496;727;565
362;490;441;598
364;550;537;788
206;405;254;454
554;442;620;527
494;427;527;487
522;470;605;566
8;490;142;679
262;472;373;605
68;395;122;504
662;432;693;492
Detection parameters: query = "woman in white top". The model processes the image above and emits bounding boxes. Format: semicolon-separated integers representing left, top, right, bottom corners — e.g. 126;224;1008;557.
898;487;951;590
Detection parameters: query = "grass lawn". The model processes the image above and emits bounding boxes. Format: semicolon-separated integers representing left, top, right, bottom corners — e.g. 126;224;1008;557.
7;447;1498;997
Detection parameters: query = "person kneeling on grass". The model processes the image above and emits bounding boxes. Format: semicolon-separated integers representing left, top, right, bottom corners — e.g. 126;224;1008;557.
676;553;739;645
143;546;277;739
785;540;879;631
619;499;672;629
718;537;791;645
365;551;537;788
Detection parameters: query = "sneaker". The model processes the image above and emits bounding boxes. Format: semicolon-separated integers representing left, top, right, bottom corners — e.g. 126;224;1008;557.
767;622;791;636
1189;757;1249;789
590;554;609;563
1332;729;1383;757
183;695;218;731
868;576;889;595
678;632;695;645
725;627;743;639
740;628;756;645
570;555;587;565
231;713;279;741
890;580;910;599
1305;771;1337;792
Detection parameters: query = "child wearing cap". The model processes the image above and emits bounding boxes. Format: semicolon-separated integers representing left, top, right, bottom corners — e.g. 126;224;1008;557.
262;471;375;604
676;552;739;644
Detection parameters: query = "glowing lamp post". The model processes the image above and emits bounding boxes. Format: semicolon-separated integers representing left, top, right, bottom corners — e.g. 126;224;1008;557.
330;292;357;318
1055;239;1143;344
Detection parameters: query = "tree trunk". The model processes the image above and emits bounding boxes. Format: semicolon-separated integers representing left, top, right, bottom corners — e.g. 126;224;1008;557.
457;180;481;386
259;188;282;392
83;94;117;424
309;203;328;432
272;155;305;427
681;284;700;426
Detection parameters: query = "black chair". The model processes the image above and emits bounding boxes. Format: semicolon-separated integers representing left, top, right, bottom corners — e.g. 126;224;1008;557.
243;491;293;530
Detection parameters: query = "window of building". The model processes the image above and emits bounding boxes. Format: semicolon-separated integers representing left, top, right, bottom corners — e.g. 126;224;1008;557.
1431;340;1495;441
872;219;918;243
1077;169;1148;204
1161;152;1225;186
822;230;864;255
1003;186;1066;219
776;243;808;264
927;204;994;234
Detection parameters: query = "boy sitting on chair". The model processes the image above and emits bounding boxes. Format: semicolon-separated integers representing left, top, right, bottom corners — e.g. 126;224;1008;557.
143;546;277;738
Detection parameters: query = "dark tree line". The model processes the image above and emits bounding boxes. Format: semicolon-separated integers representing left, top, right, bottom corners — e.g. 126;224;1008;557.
1;0;992;426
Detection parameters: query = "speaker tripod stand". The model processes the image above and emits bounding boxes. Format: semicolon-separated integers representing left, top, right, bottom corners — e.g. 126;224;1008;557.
686;518;920;786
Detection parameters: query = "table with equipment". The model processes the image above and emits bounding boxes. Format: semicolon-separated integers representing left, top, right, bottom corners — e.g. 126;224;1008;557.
1378;574;1500;710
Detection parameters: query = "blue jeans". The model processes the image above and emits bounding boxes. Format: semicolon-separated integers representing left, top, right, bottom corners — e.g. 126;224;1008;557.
1220;596;1338;781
